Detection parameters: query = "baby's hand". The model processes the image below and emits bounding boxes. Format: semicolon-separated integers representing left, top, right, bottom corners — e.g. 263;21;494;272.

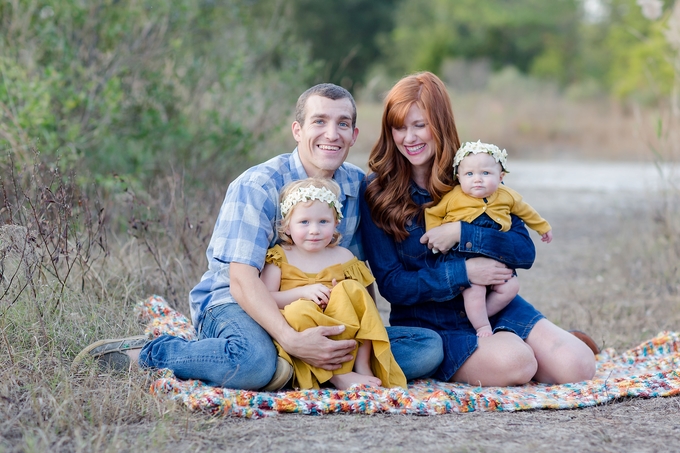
301;283;331;308
541;230;553;243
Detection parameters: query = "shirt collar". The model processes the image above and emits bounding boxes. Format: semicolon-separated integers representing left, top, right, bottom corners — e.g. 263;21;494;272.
409;181;430;197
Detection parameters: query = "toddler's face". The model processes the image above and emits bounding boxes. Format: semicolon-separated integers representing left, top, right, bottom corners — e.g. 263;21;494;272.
456;153;504;199
285;200;338;252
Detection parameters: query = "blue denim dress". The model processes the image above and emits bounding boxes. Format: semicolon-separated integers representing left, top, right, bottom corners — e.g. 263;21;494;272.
359;178;545;381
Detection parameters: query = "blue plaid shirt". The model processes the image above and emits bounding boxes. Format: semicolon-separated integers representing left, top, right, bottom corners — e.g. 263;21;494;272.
189;149;365;328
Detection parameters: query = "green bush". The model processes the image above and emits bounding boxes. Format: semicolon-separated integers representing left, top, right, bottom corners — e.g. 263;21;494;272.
0;0;315;187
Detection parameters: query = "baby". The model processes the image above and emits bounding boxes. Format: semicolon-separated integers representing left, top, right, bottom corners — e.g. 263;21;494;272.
424;141;552;337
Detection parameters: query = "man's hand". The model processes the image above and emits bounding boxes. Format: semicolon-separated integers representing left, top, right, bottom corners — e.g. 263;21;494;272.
420;221;461;254
231;262;355;371
465;257;514;286
279;325;356;370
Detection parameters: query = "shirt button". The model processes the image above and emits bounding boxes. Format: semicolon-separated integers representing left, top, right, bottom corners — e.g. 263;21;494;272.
465;242;472;249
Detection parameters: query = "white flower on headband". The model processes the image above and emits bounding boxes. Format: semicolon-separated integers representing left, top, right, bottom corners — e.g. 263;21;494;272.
280;185;344;219
454;140;509;173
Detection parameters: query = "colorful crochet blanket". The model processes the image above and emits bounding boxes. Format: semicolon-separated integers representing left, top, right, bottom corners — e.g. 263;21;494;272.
136;295;680;418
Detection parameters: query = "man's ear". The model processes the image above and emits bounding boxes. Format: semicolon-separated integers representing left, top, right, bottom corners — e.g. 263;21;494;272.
350;127;359;147
292;121;302;142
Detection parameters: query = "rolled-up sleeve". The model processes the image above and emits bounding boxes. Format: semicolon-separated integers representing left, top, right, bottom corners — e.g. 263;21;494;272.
456;214;535;269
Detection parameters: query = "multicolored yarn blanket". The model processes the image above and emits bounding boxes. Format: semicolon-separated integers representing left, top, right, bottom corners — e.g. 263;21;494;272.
135;295;680;418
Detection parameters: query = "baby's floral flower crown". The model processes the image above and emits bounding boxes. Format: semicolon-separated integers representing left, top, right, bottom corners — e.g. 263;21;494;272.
280;185;344;219
454;140;510;174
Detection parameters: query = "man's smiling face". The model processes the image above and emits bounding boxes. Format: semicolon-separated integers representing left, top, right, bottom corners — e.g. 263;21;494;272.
292;95;359;178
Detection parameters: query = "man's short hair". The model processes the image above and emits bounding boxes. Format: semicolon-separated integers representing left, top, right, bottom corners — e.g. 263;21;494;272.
295;84;357;129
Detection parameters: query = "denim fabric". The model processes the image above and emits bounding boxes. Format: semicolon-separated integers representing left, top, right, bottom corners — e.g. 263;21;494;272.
390;295;544;381
359;177;542;381
139;303;278;389
139;303;444;388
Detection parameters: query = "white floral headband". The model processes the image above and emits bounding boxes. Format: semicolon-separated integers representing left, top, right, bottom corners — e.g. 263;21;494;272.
280;185;344;219
454;140;509;174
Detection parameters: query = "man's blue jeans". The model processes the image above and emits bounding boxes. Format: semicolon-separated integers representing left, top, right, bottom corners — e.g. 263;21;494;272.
139;303;443;389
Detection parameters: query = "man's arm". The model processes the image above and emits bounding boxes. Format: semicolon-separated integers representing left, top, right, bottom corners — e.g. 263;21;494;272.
230;262;356;370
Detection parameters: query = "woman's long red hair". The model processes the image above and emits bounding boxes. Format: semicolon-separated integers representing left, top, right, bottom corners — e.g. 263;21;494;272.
365;72;460;241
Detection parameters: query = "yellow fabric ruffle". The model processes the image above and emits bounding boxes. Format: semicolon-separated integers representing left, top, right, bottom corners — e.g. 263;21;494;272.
265;244;375;291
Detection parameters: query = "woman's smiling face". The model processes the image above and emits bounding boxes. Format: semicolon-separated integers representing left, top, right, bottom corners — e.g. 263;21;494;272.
391;104;436;179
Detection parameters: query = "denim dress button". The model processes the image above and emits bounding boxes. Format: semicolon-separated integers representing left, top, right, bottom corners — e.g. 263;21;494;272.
459;311;466;318
465;242;472;249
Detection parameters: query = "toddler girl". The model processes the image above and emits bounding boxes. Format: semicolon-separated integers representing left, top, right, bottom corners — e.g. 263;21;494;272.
260;177;406;389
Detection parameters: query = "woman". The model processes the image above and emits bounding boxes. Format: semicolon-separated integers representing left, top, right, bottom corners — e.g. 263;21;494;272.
359;72;596;386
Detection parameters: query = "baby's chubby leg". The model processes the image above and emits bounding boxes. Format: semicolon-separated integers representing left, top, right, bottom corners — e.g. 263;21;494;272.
487;276;520;317
463;284;493;337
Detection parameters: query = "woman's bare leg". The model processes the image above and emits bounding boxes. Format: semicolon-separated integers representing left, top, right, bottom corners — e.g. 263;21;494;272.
526;319;596;384
451;331;538;386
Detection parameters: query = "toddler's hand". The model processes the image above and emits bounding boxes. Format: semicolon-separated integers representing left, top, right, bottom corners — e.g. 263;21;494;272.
541;230;553;243
301;283;331;308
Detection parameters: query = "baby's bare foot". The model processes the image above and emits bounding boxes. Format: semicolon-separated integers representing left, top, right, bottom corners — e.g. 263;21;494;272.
476;326;493;337
329;372;382;389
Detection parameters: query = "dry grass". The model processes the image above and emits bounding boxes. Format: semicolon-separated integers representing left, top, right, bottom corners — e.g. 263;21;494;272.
1;91;679;452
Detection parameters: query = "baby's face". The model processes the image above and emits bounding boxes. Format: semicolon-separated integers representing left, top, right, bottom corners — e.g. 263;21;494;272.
456;152;504;198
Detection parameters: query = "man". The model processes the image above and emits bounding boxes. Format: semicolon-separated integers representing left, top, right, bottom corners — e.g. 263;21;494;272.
73;83;444;390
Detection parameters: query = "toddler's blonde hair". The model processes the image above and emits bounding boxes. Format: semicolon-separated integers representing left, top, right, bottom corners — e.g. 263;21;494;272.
277;177;343;247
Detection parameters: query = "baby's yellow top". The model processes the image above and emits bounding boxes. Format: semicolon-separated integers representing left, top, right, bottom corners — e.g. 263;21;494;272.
424;185;551;235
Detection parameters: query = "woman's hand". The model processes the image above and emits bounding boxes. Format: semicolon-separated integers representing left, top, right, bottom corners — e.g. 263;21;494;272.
299;283;331;308
420;221;461;254
465;257;514;286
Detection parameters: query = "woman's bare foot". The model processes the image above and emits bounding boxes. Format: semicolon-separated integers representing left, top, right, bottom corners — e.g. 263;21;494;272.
329;372;382;389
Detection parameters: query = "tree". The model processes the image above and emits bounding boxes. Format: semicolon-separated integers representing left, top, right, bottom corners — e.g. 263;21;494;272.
379;0;582;85
0;0;314;185
286;0;399;90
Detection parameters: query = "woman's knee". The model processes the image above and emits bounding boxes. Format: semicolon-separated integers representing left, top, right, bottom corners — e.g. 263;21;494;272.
494;340;537;384
454;333;537;386
561;348;596;382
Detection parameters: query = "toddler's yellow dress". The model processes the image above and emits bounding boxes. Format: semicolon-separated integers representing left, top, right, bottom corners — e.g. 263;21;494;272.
265;244;407;389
